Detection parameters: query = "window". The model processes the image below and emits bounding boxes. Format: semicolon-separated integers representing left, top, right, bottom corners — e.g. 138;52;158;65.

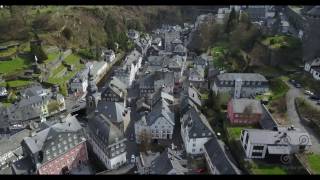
252;152;263;157
200;148;203;152
192;149;195;152
253;145;264;151
202;133;205;136
193;144;196;147
193;138;196;142
193;133;197;137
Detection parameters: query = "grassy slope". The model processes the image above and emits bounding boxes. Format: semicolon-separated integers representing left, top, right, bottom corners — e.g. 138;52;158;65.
307;154;320;174
0;56;31;75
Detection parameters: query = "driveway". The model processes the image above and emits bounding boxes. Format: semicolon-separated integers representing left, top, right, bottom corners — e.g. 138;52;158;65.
285;82;320;153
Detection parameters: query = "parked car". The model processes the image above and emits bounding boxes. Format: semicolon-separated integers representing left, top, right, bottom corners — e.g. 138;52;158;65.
194;168;206;173
309;95;320;101
130;133;134;141
131;155;136;163
304;90;314;96
289;79;296;85
294;83;302;88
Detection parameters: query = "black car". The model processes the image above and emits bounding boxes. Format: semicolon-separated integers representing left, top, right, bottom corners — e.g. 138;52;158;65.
309;95;320;101
289;79;296;85
294;83;302;88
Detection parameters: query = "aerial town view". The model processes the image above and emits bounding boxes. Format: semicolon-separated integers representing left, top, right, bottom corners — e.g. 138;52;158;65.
0;5;320;175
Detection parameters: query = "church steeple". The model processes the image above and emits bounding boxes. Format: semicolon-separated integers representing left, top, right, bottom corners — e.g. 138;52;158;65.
86;67;101;118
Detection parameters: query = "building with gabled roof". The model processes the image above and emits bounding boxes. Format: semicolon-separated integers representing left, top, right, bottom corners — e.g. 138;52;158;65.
203;136;241;174
12;115;88;175
181;107;214;155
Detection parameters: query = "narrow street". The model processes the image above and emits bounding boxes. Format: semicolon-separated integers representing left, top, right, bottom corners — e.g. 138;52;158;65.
285;82;320;153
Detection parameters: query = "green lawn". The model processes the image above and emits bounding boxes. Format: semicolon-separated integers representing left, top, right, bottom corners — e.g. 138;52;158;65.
0;57;31;75
251;163;288;175
227;125;256;140
307;154;320;174
46;53;84;96
44;51;61;64
0;47;17;57
64;53;80;65
1;80;33;88
262;35;301;50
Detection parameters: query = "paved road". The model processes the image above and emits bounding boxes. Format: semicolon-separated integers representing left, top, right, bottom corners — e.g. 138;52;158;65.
285;82;320;153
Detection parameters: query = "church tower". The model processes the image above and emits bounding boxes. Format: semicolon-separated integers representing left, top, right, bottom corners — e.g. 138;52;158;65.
86;67;101;118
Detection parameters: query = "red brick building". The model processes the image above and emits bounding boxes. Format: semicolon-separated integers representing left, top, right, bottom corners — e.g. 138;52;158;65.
13;115;88;175
227;98;262;125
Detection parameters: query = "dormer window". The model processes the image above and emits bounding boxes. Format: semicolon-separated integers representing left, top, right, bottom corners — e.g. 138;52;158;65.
193;133;197;137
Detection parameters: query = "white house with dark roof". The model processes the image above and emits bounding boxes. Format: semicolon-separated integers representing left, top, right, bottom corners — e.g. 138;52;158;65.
103;76;128;103
203;136;241;174
69;66;89;96
212;73;269;98
87;114;127;170
101;49;115;63
135;99;175;143
181;107;214;155
240;127;312;159
304;57;320;80
123;49;143;87
85;69;127;170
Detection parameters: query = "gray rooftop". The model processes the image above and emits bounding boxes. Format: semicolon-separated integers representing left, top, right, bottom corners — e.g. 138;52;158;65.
231;98;262;114
146;99;175;126
88;113;125;146
204;137;241;174
181;107;214;139
22;115;84;157
243;128;312;146
151;148;188;174
217;73;268;82
96;101;128;124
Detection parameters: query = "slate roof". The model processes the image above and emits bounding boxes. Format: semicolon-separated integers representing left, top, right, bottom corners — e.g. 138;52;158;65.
139;74;155;88
204;137;241;174
108;76;128;97
96;101;127;123
217;73;268;82
146;99;175;126
231;98;263;114
88;113;125;146
22;115;85;164
181;107;214;139
187;85;202;107
243;128;312;146
124;49;142;66
307;6;320;17
151;148;188;174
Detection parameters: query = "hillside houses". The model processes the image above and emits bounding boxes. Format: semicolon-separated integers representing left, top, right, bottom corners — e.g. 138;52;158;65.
0;85;65;127
12;115;88;175
304;57;320;80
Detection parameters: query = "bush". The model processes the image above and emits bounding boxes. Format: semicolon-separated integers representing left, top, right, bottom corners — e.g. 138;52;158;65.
62;27;73;40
